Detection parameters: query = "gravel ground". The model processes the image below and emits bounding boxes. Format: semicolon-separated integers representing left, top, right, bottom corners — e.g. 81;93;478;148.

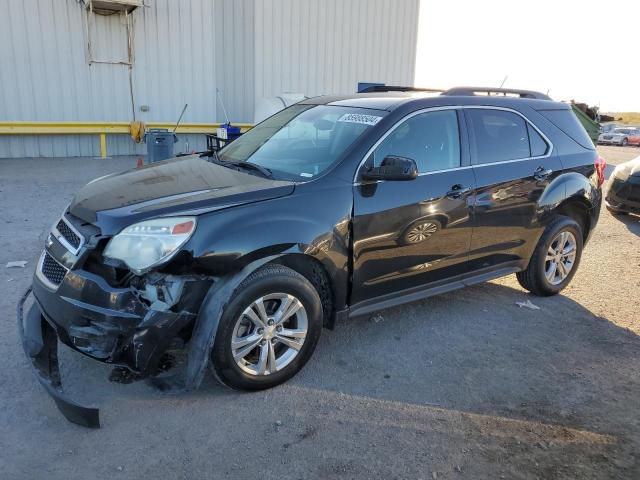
0;147;638;479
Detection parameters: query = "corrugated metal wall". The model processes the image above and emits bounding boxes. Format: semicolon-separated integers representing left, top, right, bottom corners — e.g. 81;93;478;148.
254;0;420;99
0;0;419;158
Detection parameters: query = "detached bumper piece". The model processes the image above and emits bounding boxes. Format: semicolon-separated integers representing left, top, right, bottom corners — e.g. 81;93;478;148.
17;289;100;428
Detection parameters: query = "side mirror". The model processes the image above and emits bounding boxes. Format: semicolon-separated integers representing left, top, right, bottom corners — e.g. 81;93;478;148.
361;155;419;181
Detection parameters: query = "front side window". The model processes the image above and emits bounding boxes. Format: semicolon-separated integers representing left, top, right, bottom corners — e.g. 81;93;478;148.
467;109;531;164
372;110;461;173
218;104;386;180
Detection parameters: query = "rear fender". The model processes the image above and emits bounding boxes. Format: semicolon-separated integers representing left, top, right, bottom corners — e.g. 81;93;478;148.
537;172;600;244
538;172;599;218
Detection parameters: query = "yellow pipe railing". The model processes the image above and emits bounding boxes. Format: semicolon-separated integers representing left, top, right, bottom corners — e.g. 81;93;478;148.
0;121;254;158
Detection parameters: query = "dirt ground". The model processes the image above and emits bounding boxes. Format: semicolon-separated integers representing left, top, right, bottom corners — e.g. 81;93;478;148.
0;147;638;479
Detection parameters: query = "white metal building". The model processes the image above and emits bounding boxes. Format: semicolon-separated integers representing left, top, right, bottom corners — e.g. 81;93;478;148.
0;0;420;158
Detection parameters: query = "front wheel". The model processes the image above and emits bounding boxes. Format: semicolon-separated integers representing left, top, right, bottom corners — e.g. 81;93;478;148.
210;265;322;391
516;216;583;296
622;138;629;146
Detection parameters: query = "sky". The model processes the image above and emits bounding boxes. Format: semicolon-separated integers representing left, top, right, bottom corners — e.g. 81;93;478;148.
415;0;640;112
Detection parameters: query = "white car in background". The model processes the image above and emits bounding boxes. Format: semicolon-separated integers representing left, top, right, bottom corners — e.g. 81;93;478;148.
598;127;640;146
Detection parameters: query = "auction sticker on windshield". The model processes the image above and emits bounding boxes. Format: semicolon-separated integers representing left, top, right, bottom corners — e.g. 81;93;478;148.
337;113;383;126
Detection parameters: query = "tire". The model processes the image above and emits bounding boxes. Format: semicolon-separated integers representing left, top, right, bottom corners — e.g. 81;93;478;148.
622;138;629;146
210;264;322;391
516;216;584;296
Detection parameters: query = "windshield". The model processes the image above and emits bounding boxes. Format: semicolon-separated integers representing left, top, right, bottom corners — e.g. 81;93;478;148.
218;104;386;180
614;129;632;134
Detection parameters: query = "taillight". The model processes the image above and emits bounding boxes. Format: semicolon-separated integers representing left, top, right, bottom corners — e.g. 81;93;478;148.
595;155;606;187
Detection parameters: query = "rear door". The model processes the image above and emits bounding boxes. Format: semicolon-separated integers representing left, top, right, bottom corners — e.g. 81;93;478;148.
464;107;562;274
351;108;475;305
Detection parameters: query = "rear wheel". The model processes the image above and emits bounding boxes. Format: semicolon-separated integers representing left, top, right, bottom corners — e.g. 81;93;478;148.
516;216;583;296
210;265;322;391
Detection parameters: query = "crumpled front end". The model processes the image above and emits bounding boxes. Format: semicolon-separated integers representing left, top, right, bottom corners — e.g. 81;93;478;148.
21;211;211;427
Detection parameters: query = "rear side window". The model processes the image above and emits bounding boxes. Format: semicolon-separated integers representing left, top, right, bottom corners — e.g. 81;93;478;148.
527;123;549;157
467;109;531;164
538;109;595;150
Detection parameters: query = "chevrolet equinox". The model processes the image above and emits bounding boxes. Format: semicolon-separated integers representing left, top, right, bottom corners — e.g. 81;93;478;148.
18;87;605;427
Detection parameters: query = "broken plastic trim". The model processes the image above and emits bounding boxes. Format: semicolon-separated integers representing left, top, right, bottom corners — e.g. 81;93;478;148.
149;256;278;392
18;256;280;427
17;289;100;428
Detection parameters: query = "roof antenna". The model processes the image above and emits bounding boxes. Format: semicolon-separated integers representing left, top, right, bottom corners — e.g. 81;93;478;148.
499;76;508;88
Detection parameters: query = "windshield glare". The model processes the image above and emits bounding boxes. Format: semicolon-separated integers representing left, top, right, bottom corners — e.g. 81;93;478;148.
218;104;385;180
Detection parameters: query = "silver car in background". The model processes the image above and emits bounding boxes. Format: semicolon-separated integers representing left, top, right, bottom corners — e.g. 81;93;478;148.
598;127;640;146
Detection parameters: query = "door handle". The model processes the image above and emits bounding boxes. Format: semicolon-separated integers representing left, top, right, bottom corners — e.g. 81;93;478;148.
445;184;472;199
534;166;553;181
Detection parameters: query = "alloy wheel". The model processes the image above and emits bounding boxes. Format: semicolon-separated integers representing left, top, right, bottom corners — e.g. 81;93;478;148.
544;230;577;285
231;293;308;376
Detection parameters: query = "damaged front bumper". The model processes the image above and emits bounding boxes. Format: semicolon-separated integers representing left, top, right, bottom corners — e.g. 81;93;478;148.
20;262;210;427
32;267;203;375
18;288;101;428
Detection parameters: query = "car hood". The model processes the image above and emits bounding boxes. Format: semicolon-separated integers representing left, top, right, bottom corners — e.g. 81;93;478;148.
70;155;295;235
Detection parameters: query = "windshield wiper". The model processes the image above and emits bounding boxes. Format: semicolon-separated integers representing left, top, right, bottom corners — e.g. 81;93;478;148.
226;161;273;179
206;151;273;179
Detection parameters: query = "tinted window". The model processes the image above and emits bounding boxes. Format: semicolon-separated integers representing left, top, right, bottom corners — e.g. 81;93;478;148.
538;109;595;150
527;123;549;157
467;109;530;164
373;110;460;173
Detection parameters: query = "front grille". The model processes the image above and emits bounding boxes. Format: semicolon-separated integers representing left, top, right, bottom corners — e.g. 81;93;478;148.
41;251;68;286
56;218;81;250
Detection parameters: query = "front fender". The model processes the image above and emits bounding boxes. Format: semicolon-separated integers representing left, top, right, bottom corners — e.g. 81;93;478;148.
185;185;353;310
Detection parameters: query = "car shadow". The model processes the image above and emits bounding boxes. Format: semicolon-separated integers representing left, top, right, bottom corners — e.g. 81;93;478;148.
608;210;640;237
49;279;639;477
290;281;640;476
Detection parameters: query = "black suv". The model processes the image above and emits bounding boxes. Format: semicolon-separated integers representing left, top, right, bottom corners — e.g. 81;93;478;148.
19;87;605;427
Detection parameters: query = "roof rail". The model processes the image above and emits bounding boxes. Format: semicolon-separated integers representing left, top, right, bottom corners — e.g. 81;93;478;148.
442;87;551;101
358;85;445;94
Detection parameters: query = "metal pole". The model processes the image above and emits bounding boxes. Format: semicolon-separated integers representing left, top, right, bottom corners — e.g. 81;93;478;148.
172;104;189;133
216;89;230;124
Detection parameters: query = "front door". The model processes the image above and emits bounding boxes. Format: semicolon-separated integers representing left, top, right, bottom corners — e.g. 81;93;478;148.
351;108;475;305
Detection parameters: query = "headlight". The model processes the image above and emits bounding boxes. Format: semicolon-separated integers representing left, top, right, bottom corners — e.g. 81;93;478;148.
104;217;196;274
